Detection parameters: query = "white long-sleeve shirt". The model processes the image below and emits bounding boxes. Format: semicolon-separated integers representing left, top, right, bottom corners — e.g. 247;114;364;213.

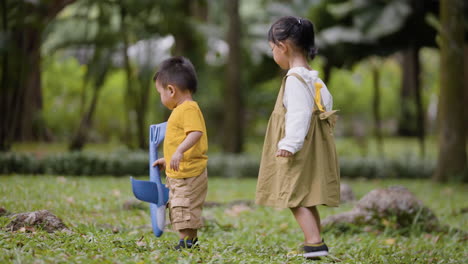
278;67;333;154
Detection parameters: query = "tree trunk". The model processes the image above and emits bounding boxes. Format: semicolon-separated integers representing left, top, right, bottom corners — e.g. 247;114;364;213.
171;0;204;65
0;0;76;151
371;63;384;157
465;44;468;138
223;0;243;153
323;62;332;85
398;46;425;155
69;86;100;151
13;28;44;142
135;76;151;150
433;0;467;182
69;50;110;151
120;4;135;148
0;19;44;148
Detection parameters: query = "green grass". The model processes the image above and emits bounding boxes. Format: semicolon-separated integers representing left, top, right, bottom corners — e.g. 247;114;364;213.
1;175;467;263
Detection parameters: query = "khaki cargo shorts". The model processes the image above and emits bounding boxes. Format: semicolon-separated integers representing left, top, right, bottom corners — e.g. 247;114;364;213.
166;169;208;231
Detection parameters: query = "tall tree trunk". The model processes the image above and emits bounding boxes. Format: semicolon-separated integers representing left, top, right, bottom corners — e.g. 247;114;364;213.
13;28;44;141
398;46;425;155
223;0;243;153
69;50;110;151
136;76;151;150
465;44;468;138
0;0;15;151
0;0;76;151
119;4;135;148
433;0;467;182
371;62;384;157
69;85;101;151
171;0;204;65
322;62;331;85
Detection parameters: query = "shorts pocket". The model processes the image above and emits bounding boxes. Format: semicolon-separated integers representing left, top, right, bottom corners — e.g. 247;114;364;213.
170;197;191;223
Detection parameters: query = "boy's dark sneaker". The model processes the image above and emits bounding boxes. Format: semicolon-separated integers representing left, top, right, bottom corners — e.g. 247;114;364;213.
302;241;329;258
174;238;199;251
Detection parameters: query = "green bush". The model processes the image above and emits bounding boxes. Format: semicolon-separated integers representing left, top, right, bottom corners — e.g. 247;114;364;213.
0;151;147;176
0;152;42;174
0;152;435;178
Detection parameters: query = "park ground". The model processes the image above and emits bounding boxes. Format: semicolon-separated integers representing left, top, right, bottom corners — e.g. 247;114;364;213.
1;175;467;263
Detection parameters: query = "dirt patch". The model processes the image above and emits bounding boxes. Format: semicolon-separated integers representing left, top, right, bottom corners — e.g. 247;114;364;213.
323;186;439;231
123;199;146;210
6;210;69;233
0;207;9;217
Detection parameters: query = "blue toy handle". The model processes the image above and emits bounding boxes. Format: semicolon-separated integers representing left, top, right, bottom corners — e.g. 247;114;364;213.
130;122;170;237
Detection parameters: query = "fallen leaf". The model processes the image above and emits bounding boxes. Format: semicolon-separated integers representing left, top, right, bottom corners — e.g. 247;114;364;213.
66;197;75;204
424;233;432;240
384;238;396;245
224;204;251;217
441;187;453;196
279;223;288;231
25;226;36;233
112;189;121;197
57;176;67;183
136;240;146;247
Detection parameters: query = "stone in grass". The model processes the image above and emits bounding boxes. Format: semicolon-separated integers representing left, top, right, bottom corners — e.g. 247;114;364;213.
6;210;69;233
0;207;9;217
123;199;146;210
340;183;355;203
322;186;439;231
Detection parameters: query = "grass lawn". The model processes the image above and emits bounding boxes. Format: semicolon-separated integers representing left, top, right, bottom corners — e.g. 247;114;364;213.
1;175;467;263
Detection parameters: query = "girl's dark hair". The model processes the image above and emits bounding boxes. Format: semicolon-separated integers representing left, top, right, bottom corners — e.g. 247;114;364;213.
268;16;317;60
153;56;198;93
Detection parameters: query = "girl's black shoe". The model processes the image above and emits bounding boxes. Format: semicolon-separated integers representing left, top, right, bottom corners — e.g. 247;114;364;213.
302;241;328;258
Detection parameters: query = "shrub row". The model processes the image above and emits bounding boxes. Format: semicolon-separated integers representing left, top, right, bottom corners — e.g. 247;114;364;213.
0;151;147;176
0;152;435;179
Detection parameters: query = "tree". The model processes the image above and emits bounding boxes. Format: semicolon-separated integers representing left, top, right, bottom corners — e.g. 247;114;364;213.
0;0;76;151
68;1;116;151
223;0;243;153
316;0;438;156
433;0;466;181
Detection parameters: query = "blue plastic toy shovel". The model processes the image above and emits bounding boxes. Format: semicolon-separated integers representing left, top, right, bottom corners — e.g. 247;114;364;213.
130;122;170;237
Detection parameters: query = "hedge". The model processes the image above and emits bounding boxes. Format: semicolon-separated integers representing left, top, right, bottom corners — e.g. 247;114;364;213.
0;151;435;179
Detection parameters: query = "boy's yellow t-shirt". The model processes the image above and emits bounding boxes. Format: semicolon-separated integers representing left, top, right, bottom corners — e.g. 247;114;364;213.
164;101;208;179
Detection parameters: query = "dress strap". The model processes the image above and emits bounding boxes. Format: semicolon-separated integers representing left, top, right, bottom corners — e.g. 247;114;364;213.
286;72;325;112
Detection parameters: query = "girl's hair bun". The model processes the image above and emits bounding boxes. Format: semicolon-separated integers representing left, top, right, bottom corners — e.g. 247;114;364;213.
308;47;318;60
268;16;317;60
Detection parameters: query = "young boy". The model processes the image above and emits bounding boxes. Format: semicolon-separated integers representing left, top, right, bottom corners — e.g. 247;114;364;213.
152;56;208;250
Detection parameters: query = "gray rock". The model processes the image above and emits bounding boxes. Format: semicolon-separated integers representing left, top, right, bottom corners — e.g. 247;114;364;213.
6;210;69;233
0;207;8;217
340;183;355;203
323;186;438;230
123;199;146;210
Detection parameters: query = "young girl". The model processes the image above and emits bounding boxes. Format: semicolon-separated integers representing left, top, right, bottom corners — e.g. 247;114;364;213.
256;16;340;259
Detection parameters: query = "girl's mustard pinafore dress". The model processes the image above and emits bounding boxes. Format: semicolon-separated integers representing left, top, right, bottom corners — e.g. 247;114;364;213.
255;73;340;208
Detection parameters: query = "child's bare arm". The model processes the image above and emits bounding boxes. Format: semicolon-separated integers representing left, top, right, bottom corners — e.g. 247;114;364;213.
170;131;203;171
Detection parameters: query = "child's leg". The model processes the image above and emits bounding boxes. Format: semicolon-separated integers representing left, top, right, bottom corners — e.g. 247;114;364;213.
179;228;197;240
290;206;321;244
308;206;321;232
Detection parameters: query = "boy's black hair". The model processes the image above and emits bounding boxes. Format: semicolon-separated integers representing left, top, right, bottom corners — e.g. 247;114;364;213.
153;56;198;93
268;16;317;60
